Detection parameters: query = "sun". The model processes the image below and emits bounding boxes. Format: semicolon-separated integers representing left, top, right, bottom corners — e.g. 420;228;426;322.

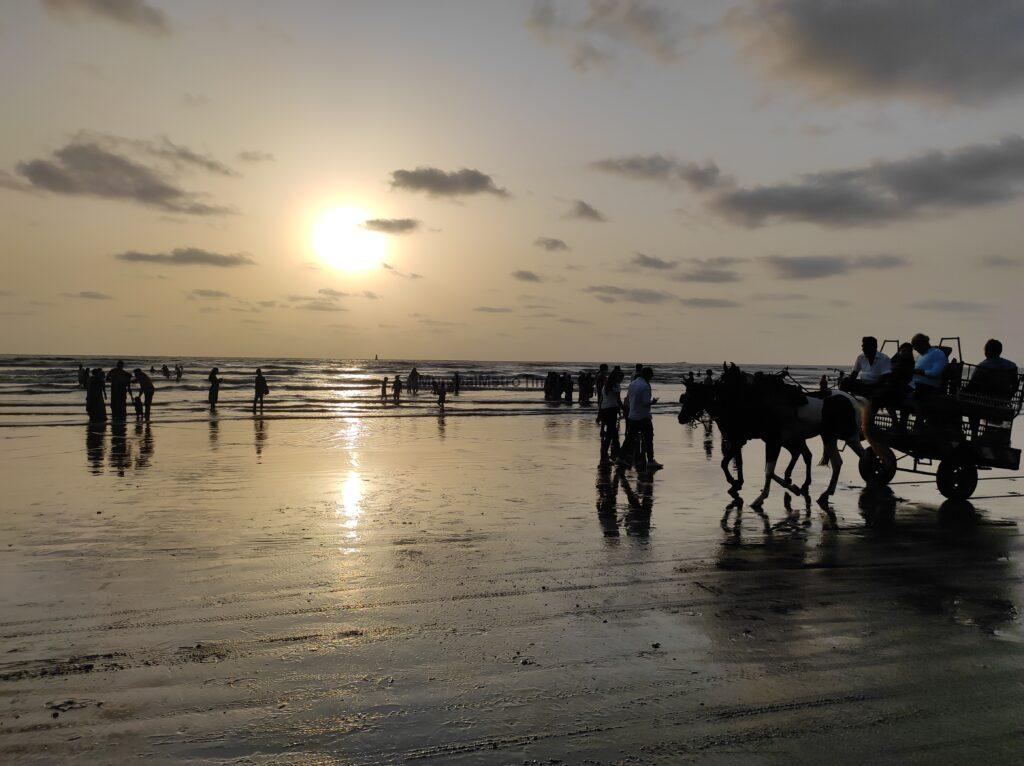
311;205;389;273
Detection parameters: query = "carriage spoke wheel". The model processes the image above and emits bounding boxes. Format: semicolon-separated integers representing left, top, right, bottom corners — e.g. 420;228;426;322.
936;457;978;500
859;446;896;487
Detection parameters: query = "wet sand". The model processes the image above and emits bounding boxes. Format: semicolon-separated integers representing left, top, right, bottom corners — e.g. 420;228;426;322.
2;414;1024;763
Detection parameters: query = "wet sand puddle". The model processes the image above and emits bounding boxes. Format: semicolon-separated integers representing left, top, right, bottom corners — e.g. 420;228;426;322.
2;414;1024;763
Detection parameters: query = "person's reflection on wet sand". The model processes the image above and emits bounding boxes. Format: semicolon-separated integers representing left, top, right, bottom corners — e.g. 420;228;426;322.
254;417;267;459
703;418;714;460
109;420;130;477
437;411;446;439
595;464;621;539
208;415;220;450
858;486;898;530
85;423;105;475
618;472;654;539
135;421;154;471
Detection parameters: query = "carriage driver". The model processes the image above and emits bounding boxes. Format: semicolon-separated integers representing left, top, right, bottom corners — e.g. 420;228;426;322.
843;336;891;397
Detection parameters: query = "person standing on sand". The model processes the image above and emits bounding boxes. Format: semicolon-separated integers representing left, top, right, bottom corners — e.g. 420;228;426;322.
208;367;221;410
86;368;106;422
106;360;132;421
253;368;269;413
453;371;461;395
393;375;403;403
133;369;155;421
620;366;662;470
438;379;447;410
595;364;609;409
599;368;624;464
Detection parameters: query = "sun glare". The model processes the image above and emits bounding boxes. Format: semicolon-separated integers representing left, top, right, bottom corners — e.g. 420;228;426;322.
312;206;389;273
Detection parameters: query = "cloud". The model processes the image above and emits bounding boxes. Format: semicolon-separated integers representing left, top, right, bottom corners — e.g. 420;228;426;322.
670;257;744;283
181;93;210;108
764;254;907;279
980;255;1020;268
115;247;254;267
713;136;1024;227
679;297;739;308
592;154;723;190
237;149;275;163
584;285;674;303
729;0;1024;106
318;288;349;298
257;300;277;308
564;199;607;221
16;138;235;215
534;236;570;252
511;270;544;282
362;217;420;234
474;306;513;313
189;289;230;299
381;263;424;279
527;0;685;72
558;317;592;324
42;0;170;36
631;252;676;270
749;291;809;301
362;290;380;300
63;290;113;300
908;300;989;312
296;300;347;312
390;167;509;198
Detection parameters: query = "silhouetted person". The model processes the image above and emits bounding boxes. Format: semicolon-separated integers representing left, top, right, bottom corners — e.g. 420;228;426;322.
208;367;221;410
453;371;461;395
562;372;573;402
77;363;88;389
106;360;132;421
967;339;1018;437
633;363;643;380
438;379;447;410
599;368;624;464
686;371;695;386
175;364;183;382
409;367;420;394
161;364;171;380
845;336;891;397
133;368;155;420
381;376;389;401
704;368;713;384
620;366;661;470
595;364;609;407
86;368;106;422
254;368;269;413
393;374;403;403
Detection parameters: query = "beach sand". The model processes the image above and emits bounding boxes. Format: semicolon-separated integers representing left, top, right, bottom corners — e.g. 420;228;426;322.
2;413;1024;763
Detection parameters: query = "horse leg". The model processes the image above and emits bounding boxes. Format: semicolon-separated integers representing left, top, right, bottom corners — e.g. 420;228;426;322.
798;441;813;497
817;439;842;505
721;442;743;494
751;440;782;508
782;446;800;488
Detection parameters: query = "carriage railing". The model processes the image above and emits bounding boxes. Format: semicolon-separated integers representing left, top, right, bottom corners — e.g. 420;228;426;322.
944;362;1024;418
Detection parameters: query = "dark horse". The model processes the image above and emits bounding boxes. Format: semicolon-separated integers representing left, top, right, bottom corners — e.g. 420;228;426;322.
678;365;868;506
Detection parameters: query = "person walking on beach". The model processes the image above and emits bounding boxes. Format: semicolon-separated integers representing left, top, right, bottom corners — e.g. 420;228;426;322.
133;368;155;421
381;376;389;402
106;360;132;421
620;366;661;470
86;367;106;422
595;364;609;408
599;367;624;464
253;368;269;413
393;374;403;403
208;367;221;410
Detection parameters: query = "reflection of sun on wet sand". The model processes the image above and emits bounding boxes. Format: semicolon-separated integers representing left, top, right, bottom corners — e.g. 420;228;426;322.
2;414;1024;763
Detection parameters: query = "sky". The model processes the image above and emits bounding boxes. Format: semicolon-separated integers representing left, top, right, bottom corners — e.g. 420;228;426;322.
1;0;1023;365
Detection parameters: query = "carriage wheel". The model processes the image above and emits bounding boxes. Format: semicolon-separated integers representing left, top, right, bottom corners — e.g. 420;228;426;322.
859;447;896;487
936;457;978;500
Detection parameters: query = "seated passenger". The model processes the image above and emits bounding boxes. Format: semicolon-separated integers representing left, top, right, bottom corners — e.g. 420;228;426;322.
844;336;891;397
910;333;947;394
967;339;1018;437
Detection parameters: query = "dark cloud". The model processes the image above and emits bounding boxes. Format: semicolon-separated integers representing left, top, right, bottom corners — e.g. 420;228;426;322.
115;247;254;267
42;0;170;36
980;255;1020;268
381;263;424;279
565;199;607;221
669;256;744;283
390;167;509;198
318;288;350;298
257;300;277;308
764;254;907;280
189;289;230;299
512;270;544;282
474;306;513;313
584;285;674;303
679;297;739;308
527;0;684;72
713;136;1024;228
296;300;347;312
631;252;676;270
592;154;723;190
0;170;33;193
749;291;809;301
17;139;235;215
362;291;381;300
558;317;592;324
908;300;989;312
237;149;275;163
534;236;569;252
63;290;113;300
362;218;420;234
730;0;1024;105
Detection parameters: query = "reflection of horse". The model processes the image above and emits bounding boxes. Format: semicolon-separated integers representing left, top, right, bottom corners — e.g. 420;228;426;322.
679;365;868;506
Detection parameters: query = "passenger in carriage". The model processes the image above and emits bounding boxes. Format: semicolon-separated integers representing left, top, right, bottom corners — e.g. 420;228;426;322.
844;336;891;397
966;339;1018;437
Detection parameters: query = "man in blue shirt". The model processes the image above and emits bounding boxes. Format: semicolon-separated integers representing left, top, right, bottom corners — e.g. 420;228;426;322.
910;333;947;390
619;366;662;470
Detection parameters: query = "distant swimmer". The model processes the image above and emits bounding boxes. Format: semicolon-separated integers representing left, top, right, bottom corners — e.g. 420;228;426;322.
208;367;221;410
86;368;106;422
175;364;183;382
106;360;132;421
161;364;171;380
453;371;461;395
133;368;155;421
253;368;269;413
409;367;420;395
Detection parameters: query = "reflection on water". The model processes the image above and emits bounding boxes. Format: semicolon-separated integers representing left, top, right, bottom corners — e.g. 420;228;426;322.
135;422;154;471
703;418;714;460
338;471;363;554
84;421;156;476
85;423;105;475
208;416;219;450
254;417;267;459
594;465;655;541
109;421;131;477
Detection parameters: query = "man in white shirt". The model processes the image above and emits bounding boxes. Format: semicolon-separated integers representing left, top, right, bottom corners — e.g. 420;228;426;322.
844;336;891;397
619;366;663;470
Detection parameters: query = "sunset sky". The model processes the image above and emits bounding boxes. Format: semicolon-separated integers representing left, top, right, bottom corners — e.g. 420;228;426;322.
2;0;1023;364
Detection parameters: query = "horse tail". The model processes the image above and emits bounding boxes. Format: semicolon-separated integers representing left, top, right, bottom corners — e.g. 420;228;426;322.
819;394;857;465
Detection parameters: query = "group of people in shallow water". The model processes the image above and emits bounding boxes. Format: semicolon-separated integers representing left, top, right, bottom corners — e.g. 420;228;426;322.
381;367;461;409
80;361;271;422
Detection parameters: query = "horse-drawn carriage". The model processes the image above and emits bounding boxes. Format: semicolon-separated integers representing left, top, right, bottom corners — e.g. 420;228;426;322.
858;338;1024;500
